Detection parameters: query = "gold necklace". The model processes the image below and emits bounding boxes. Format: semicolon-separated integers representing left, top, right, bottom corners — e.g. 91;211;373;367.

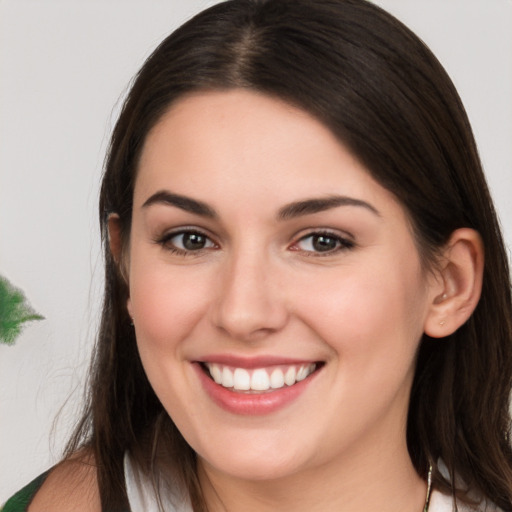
423;465;433;512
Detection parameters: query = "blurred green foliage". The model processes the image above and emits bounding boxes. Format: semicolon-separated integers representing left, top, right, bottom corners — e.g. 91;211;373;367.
0;275;44;345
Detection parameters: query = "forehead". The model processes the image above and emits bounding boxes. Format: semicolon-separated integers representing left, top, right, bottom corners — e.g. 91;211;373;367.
138;89;347;176
134;89;401;219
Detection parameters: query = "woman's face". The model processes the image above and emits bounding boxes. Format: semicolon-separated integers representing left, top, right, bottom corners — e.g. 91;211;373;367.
127;90;436;482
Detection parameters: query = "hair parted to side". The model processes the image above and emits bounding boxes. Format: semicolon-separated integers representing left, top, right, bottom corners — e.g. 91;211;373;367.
65;1;512;510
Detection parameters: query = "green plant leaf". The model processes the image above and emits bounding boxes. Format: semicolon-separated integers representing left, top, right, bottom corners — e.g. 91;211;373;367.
0;275;44;345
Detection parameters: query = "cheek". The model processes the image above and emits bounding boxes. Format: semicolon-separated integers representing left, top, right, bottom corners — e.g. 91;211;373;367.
128;257;212;358
127;257;215;424
295;256;428;367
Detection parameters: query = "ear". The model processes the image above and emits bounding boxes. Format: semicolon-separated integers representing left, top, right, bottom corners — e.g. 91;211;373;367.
107;213;123;265
424;228;484;338
107;214;134;319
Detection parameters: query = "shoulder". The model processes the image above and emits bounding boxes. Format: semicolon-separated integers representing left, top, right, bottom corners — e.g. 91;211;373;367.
2;472;49;512
27;449;101;512
429;490;505;512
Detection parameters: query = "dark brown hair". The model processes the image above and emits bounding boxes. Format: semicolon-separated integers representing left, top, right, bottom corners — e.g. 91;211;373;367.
66;1;512;510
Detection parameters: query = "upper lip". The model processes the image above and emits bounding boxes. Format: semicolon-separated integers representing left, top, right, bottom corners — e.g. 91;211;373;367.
194;354;321;369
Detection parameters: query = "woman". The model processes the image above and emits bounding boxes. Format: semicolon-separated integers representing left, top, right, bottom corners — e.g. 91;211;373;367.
4;0;511;510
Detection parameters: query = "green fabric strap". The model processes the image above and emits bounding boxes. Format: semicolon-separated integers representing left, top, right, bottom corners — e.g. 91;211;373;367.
1;471;50;512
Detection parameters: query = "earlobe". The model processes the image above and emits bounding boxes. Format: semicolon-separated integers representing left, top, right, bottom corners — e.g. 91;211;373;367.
424;228;484;338
127;297;133;321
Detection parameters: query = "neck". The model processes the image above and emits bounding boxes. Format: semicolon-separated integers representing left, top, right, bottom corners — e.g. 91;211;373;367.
198;441;427;512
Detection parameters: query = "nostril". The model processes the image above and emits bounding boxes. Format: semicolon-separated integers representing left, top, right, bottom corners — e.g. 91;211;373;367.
212;297;289;341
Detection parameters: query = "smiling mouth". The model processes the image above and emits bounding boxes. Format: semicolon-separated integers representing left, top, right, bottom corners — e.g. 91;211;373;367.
200;362;322;393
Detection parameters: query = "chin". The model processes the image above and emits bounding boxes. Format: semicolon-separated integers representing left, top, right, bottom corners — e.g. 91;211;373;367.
203;456;305;482
196;436;316;483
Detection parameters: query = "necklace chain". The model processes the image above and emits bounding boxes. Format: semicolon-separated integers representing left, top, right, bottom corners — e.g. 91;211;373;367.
423;465;433;512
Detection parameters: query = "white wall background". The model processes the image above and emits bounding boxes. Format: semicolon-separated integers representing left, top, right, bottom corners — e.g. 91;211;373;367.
0;0;510;502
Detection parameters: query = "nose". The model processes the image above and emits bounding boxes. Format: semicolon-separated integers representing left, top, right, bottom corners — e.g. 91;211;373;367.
211;250;289;341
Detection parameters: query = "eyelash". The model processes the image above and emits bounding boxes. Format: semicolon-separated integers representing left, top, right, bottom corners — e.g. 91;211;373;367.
155;228;217;256
291;230;355;256
154;228;355;257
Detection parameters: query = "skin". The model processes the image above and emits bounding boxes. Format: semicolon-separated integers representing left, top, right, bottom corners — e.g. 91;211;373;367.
29;451;100;511
126;89;439;511
29;89;483;511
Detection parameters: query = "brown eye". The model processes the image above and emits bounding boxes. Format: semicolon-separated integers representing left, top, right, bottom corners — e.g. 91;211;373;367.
311;234;338;252
295;232;354;254
161;230;216;252
181;232;209;250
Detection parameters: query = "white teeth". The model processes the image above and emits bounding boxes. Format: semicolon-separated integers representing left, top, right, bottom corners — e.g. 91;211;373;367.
210;364;222;384
270;368;285;389
222;366;234;388
284;366;296;386
205;363;317;392
233;368;251;390
251;369;270;391
296;365;309;381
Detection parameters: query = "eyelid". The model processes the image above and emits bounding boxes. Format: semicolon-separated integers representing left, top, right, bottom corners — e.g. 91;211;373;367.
154;226;219;254
293;227;355;242
153;225;355;256
289;228;356;255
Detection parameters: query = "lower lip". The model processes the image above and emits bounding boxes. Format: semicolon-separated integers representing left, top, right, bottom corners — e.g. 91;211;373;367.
193;363;320;415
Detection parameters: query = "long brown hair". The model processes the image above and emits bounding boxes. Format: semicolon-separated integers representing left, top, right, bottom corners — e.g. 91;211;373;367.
66;1;512;510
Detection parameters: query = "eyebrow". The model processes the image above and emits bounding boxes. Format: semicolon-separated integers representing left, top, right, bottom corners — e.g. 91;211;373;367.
142;191;217;218
142;190;380;220
277;196;380;220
